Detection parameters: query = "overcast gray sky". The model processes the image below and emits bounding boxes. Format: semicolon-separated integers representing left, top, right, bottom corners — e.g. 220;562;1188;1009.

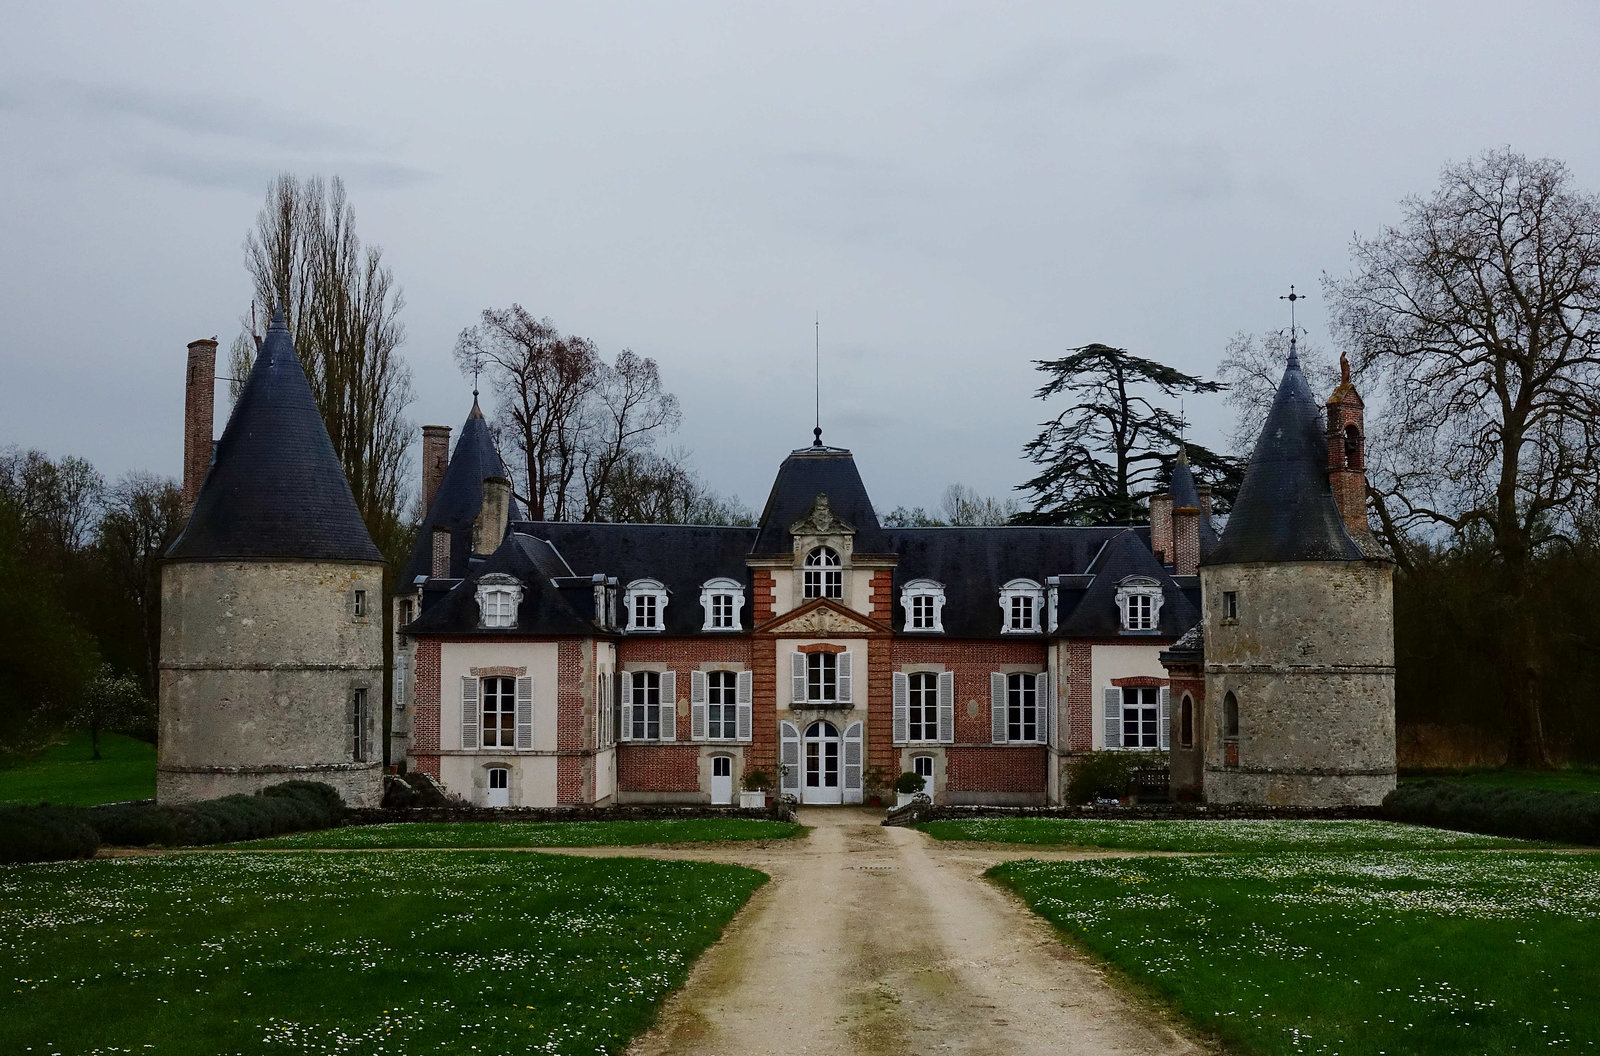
4;1;1599;514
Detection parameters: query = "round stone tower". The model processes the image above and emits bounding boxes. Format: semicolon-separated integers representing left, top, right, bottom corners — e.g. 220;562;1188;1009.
1198;343;1395;807
158;309;385;806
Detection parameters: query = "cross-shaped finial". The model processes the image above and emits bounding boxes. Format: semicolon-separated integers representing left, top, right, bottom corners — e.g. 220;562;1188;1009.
471;354;482;399
1280;284;1308;356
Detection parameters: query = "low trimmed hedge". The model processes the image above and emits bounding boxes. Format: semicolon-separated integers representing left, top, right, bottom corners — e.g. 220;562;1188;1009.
1384;779;1600;845
1;781;348;864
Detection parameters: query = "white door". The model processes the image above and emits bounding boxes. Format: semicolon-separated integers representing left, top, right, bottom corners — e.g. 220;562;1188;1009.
486;767;509;807
710;755;734;804
803;721;843;804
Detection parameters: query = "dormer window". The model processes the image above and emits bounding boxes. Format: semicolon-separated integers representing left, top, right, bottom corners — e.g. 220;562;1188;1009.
1115;576;1165;632
624;579;668;632
700;577;746;631
475;573;523;629
900;579;946;633
803;547;842;600
999;579;1045;634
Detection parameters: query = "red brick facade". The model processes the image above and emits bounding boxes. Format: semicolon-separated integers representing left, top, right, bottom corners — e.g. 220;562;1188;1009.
182;338;217;516
891;638;1048;744
617;745;702;791
947;746;1047;791
556;639;587;803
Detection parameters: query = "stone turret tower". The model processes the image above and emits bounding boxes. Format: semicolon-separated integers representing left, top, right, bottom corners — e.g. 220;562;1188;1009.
1198;343;1395;807
158;309;385;805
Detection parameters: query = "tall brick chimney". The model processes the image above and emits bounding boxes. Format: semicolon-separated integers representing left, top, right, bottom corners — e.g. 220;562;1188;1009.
1325;353;1373;546
182;338;219;516
474;476;512;555
1149;489;1174;566
421;425;451;514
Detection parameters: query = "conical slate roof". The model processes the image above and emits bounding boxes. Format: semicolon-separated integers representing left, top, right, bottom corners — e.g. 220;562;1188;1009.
1204;346;1362;565
399;399;523;586
1168;448;1219;556
752;444;886;555
167;310;382;564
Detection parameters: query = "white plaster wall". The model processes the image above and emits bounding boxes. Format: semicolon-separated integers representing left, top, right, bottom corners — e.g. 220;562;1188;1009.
438;641;561;752
1088;644;1172;750
441;753;559;807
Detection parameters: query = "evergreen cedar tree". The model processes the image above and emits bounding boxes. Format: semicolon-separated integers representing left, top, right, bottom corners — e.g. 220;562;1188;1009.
1015;344;1240;526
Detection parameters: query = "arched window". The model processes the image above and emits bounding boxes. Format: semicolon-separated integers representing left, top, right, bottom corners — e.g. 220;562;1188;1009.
1223;691;1239;740
803;546;842;599
1344;424;1363;470
1180;695;1194;748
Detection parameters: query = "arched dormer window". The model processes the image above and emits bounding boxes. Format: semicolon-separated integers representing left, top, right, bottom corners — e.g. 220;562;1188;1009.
1114;575;1165;632
699;577;746;631
1344;424;1363;470
900;578;947;633
624;579;668;632
476;573;523;629
998;579;1044;633
803;546;842;600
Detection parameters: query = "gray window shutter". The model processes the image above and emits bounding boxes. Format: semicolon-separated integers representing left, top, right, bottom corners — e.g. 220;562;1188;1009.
515;676;534;750
1035;672;1051;745
837;651;853;703
736;670;753;741
938;671;955;744
990;672;1007;744
780;721;801;793
620;673;634;742
892;672;909;743
843;721;863;803
690;670;708;741
460;676;479;750
1158;685;1171;750
659;670;677;741
791;652;807;703
1104;687;1122;749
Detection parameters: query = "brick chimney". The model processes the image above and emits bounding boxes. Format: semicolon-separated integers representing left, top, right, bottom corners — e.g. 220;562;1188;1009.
1172;505;1200;575
421;425;451;514
1325;353;1373;545
474;476;512;554
182;338;218;516
1149;489;1174;567
431;525;452;579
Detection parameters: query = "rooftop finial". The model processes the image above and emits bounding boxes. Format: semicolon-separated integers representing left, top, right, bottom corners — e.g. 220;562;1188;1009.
1280;284;1307;365
268;304;288;332
813;313;822;447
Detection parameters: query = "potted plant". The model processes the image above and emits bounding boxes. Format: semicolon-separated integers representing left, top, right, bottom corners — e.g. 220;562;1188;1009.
894;770;926;808
740;768;771;809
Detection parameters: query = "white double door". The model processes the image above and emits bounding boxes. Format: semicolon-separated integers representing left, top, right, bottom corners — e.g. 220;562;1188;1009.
781;720;863;804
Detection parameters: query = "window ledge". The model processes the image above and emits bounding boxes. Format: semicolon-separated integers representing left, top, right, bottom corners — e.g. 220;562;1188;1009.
789;701;856;710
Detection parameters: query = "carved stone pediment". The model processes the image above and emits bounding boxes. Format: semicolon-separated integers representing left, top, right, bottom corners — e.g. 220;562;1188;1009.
789;493;855;538
768;603;877;637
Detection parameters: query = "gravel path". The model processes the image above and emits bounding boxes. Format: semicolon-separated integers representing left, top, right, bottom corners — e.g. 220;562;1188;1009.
573;808;1210;1056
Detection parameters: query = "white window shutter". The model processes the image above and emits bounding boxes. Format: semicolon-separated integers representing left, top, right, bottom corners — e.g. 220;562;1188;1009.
514;676;534;750
460;676;479;750
620;673;634;742
990;672;1007;744
837;651;853;704
892;672;909;743
938;671;955;744
659;670;677;741
791;652;806;703
690;670;707;741
1158;685;1171;750
780;721;801;793
1104;687;1122;749
1035;672;1051;745
843;721;863;804
736;670;753;741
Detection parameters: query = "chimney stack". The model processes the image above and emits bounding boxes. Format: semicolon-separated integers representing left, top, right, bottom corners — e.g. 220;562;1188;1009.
431;526;452;579
1326;353;1373;546
421;425;451;514
182;338;219;517
474;476;512;555
1149;489;1174;567
1172;505;1200;575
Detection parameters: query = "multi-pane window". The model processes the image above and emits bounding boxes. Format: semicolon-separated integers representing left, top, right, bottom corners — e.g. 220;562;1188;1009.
1126;593;1154;630
807;652;838;702
1223;591;1239;621
352;590;367;619
481;589;517;628
803;547;842;599
1007;672;1039;742
1009;594;1034;630
710;593;735;628
350;688;367;761
631;671;661;740
908;672;939;741
707;671;737;739
1120;686;1160;748
1000;580;1043;633
626;579;668;631
481;676;516;748
912;594;934;628
633;592;658;629
912;755;934;782
901;579;945;632
399;599;414;628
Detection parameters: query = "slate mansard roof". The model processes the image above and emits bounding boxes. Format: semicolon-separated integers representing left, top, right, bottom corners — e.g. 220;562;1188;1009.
167;309;382;564
407;441;1204;640
1204;346;1364;565
399;401;524;589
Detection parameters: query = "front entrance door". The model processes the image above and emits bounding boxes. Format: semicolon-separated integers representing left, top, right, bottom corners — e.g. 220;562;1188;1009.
710;755;733;804
486;767;509;807
803;721;842;804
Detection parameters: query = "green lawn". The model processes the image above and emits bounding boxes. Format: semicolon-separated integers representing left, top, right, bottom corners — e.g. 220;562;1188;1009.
0;731;154;806
0;850;765;1055
241;818;805;849
994;851;1600;1056
1405;768;1600;796
917;817;1538;851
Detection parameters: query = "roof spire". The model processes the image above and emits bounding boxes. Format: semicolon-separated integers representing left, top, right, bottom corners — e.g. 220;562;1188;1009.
813;313;822;447
1280;284;1307;366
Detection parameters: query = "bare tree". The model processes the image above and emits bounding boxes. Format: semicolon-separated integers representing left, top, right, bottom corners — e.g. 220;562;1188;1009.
579;350;682;520
940;484;1021;525
96;473;185;696
1326;148;1600;767
0;447;104;554
1216;330;1340;454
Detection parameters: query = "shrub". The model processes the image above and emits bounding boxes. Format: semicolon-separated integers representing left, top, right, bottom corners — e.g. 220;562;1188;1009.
87;781;347;848
0;805;99;864
894;771;926;794
1385;779;1600;845
742;769;772;792
1066;751;1169;804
